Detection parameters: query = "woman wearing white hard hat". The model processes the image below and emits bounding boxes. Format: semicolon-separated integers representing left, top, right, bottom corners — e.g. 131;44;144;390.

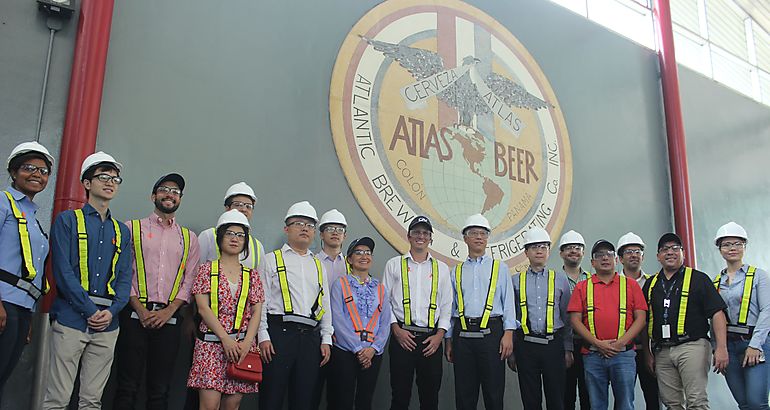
0;141;54;403
187;210;264;409
713;222;770;410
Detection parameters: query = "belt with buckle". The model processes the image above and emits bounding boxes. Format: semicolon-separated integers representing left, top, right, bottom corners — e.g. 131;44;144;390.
456;316;501;338
399;323;436;335
129;302;178;325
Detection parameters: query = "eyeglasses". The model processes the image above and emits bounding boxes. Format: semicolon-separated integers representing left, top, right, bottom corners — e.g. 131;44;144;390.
593;251;616;259
351;249;372;256
464;229;489;239
527;243;550;251
409;230;432;238
224;230;247;240
156;186;182;196
229;201;254;211
622;249;643;256
719;241;745;250
323;226;346;234
287;221;316;230
92;173;123;185
658;245;683;253
562;244;583;251
18;164;50;176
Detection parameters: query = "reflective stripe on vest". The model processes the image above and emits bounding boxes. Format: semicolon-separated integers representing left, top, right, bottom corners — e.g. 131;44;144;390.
713;265;756;326
209;260;250;331
519;269;556;335
647;267;692;338
131;220;191;304
587;274;628;339
455;260;500;331
3;191;37;280
213;227;261;268
339;277;384;342
273;250;325;321
74;209;122;296
401;257;439;328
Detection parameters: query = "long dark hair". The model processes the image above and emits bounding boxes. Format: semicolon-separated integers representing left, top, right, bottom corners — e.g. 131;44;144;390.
216;223;250;257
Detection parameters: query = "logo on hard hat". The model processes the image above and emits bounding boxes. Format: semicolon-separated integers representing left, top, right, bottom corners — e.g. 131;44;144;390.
330;0;572;269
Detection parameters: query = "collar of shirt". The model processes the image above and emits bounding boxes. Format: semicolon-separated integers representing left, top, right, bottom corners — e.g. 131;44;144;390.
658;265;685;283
590;272;620;284
282;243;314;258
406;251;435;263
718;264;750;284
348;274;377;288
81;203;112;219
317;249;343;262
465;255;488;264
528;266;547;275
5;185;39;212
149;211;176;228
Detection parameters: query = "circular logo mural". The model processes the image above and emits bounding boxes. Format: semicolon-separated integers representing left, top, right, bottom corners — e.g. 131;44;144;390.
330;0;572;270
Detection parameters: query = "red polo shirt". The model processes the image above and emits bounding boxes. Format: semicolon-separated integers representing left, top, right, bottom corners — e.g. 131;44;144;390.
567;272;648;354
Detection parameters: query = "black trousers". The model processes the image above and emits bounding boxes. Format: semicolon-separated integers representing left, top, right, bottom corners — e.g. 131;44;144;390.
0;301;31;404
451;318;506;410
112;307;182;410
311;356;330;409
515;331;566;410
259;316;322;410
636;346;660;410
327;346;383;410
388;331;443;410
564;338;590;410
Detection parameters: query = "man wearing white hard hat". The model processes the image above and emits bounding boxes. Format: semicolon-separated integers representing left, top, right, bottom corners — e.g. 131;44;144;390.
444;214;515;410
382;215;452;410
112;173;201;410
557;230;591;410
0;141;55;404
510;227;573;410
258;201;333;410
44;152;133;409
616;232;660;410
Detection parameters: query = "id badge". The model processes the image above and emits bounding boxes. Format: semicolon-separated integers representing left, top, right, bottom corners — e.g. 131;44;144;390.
662;324;671;339
663;298;671;308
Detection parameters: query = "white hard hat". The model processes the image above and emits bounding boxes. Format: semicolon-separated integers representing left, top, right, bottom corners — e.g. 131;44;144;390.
285;201;318;223
523;227;551;246
462;214;491;233
714;222;747;245
7;141;55;168
224;182;257;203
216;209;250;230
617;232;645;251
80;151;122;180
558;230;585;249
319;209;347;229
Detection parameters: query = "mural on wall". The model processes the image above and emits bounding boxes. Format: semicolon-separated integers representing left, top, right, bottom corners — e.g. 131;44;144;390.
330;0;572;271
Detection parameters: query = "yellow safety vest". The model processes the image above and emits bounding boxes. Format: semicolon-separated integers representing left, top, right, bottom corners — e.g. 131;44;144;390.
713;266;756;326
587;274;628;339
519;269;557;335
131;220;191;304
74;209;122;297
273;249;325;321
454;260;500;330
401;257;439;328
647;267;693;338
209;260;250;331
1;191;48;299
212;227;261;269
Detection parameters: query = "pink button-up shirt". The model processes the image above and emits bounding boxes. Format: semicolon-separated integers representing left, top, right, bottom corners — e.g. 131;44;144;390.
127;213;200;304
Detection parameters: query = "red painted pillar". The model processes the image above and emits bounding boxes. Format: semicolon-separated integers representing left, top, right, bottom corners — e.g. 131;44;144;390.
652;0;696;267
43;0;115;311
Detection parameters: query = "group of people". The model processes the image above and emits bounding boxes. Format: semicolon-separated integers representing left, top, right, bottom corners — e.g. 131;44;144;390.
0;140;768;410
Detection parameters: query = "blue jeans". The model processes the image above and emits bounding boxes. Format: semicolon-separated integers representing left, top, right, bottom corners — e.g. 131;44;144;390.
583;349;637;410
724;338;770;410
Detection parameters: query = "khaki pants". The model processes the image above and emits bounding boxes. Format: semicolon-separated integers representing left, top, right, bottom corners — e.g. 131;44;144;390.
42;320;119;410
654;338;711;410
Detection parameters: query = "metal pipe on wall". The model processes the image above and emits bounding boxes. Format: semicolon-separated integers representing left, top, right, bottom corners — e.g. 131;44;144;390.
652;0;696;267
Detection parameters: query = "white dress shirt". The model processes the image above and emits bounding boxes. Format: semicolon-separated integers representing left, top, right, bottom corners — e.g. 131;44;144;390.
258;244;333;344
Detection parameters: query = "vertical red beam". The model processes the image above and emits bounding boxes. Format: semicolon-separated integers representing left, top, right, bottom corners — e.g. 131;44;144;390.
42;0;115;311
652;0;696;267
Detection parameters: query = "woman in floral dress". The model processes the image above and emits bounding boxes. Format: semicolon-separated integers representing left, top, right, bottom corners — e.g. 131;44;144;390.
187;210;264;409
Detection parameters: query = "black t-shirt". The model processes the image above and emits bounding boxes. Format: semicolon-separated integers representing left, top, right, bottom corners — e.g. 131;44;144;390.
643;265;726;343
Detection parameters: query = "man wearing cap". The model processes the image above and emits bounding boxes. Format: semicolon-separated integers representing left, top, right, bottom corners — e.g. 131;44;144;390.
617;232;659;410
510;227;573;410
44;152;133;410
112;173;200;410
382;215;451;410
642;233;728;410
568;240;648;410
444;214;515;410
258;201;333;410
557;230;591;410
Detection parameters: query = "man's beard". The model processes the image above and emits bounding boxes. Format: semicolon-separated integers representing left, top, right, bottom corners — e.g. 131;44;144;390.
155;197;179;214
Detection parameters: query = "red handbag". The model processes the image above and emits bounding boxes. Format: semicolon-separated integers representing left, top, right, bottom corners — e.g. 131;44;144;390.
226;350;262;383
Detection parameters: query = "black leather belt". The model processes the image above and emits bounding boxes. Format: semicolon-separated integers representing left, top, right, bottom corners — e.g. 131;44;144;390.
456;316;501;338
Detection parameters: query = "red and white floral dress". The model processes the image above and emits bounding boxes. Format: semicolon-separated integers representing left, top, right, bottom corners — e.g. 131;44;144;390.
187;261;264;394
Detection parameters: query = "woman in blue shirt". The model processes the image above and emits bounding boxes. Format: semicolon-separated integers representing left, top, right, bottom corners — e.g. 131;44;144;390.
714;222;770;410
328;237;391;410
0;142;54;403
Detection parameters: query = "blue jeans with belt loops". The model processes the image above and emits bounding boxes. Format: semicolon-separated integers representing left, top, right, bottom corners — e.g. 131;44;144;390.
583;349;637;410
724;338;770;410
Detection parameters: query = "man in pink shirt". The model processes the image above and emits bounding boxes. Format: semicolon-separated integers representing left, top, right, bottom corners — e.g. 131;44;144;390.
112;173;200;410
